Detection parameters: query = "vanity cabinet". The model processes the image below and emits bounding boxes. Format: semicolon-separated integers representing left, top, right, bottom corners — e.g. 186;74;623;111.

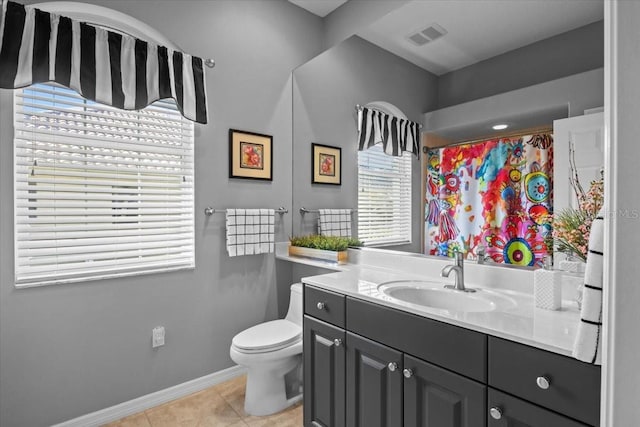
304;285;487;427
303;284;600;427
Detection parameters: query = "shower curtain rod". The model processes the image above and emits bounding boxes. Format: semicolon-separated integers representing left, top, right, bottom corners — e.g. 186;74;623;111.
432;125;553;149
299;207;357;214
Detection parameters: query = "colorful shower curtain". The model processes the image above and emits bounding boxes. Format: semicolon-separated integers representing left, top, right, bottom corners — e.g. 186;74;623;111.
425;134;553;267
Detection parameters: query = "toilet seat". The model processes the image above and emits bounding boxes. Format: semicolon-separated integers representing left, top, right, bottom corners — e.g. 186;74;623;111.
232;319;301;354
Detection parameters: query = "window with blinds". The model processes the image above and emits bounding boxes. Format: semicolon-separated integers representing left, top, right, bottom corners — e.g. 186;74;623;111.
357;144;412;246
14;83;195;287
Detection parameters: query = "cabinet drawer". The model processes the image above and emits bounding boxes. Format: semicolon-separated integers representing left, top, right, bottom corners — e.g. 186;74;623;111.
488;388;589;427
346;296;487;382
488;337;600;426
304;284;345;328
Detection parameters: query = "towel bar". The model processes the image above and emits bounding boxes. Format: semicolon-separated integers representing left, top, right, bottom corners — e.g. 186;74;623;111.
299;207;357;214
204;206;288;216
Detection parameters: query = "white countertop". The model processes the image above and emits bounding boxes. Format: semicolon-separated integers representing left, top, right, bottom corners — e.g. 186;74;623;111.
301;264;580;357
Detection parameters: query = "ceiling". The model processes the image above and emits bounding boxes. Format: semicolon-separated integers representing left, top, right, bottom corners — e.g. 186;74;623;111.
288;0;604;75
288;0;347;17
358;0;604;75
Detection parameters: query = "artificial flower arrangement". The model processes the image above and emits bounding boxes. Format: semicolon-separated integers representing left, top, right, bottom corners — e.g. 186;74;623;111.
289;235;362;251
551;145;604;262
289;235;362;264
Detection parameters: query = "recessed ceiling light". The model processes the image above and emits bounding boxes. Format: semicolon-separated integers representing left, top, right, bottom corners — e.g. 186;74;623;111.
492;124;508;130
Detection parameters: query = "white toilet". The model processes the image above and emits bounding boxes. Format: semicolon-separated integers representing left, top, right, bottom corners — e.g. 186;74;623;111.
230;283;303;416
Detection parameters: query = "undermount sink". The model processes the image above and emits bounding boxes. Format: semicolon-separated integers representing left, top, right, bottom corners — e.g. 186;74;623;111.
377;280;516;313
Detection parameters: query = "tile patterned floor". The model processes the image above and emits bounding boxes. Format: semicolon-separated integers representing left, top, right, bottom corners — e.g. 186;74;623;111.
103;375;302;427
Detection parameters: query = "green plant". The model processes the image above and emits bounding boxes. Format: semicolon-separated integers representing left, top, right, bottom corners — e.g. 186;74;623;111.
289;235;362;251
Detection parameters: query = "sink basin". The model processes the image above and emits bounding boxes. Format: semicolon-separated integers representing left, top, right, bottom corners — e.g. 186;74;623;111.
377;280;516;313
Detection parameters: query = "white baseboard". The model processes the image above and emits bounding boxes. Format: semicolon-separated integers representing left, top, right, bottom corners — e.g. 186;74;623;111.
52;365;246;427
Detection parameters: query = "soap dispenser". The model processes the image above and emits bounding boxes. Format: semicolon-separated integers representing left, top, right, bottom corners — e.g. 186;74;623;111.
534;255;561;310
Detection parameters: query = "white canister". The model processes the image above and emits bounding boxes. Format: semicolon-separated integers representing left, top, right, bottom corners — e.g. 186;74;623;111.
534;256;561;310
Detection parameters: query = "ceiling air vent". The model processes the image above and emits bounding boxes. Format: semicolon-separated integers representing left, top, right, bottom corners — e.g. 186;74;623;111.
406;23;447;46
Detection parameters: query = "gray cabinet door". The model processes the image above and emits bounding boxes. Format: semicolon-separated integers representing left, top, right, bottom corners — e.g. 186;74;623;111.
404;354;486;427
346;332;403;427
487;388;589;427
304;315;346;427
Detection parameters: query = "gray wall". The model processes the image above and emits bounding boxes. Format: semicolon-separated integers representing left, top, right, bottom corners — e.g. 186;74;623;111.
437;20;604;109
0;1;616;425
424;68;604;142
0;1;323;426
605;1;640;423
292;36;438;253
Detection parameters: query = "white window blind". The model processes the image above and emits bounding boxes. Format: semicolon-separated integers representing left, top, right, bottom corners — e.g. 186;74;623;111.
14;83;195;287
357;144;412;246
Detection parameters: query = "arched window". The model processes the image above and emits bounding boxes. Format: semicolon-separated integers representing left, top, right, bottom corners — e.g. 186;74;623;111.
357;145;412;246
14;4;194;286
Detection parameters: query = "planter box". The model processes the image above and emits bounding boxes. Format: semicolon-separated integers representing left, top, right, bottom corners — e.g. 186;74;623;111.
288;245;348;264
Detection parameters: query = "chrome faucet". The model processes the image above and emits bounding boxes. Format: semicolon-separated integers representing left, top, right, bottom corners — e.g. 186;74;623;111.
441;251;475;292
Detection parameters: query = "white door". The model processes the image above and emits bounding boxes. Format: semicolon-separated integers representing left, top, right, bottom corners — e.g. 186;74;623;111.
553;112;604;213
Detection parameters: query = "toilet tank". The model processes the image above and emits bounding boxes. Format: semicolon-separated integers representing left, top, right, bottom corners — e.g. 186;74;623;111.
285;283;303;326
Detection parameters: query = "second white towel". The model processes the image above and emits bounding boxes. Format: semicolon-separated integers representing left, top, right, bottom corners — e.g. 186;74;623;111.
226;209;275;257
318;209;352;238
572;207;604;365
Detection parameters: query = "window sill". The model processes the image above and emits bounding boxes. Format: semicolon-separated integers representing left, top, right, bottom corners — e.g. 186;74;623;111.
362;240;412;248
15;265;195;289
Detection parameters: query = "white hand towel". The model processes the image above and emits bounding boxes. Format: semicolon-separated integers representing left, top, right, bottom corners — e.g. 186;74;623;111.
318;209;352;238
226;209;275;257
572;207;605;365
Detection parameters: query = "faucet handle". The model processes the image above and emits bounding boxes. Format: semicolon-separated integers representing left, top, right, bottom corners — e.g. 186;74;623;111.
454;250;463;264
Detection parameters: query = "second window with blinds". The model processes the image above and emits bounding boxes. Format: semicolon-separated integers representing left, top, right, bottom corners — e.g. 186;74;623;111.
14;83;195;287
357;144;412;246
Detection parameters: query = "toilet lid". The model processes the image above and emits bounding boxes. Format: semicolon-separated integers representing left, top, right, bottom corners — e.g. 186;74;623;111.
232;319;302;352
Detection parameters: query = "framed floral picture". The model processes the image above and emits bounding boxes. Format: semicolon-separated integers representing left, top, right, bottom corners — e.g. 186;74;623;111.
312;143;341;185
229;129;273;181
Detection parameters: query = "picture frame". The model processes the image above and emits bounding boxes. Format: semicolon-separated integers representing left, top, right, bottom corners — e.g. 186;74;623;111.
229;129;273;181
312;143;341;185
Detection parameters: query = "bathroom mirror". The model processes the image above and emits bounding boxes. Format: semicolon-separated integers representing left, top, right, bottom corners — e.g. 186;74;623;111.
292;34;436;253
291;1;604;268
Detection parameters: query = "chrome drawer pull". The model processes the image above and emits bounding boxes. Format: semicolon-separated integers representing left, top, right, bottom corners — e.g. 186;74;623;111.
333;338;342;347
388;362;398;372
316;302;326;310
403;368;413;378
536;376;551;390
489;407;503;420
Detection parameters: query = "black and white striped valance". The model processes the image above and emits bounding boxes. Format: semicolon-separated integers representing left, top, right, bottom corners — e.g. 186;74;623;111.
357;107;420;158
0;0;208;123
